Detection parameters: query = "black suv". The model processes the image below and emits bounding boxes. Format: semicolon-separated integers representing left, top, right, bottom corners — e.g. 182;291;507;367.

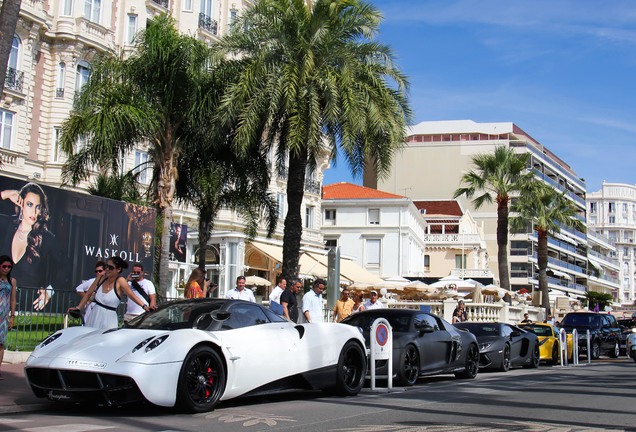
560;312;621;359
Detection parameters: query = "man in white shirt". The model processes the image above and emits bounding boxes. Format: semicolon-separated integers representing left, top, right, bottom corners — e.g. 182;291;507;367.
364;290;384;310
125;262;156;322
75;261;106;322
226;276;256;302
302;279;326;323
269;278;286;304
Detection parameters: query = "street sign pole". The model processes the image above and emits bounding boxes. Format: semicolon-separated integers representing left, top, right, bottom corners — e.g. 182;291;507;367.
370;318;393;391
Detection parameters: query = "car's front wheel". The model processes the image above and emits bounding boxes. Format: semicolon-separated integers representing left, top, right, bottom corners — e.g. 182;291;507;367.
455;343;479;379
396;344;420;386
590;341;601;360
551;343;560;365
499;344;511;372
528;344;540;368
334;341;367;396
176;346;226;413
608;341;620;359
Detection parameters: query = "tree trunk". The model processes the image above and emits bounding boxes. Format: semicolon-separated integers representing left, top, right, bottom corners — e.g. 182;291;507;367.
537;229;550;315
282;151;307;281
496;199;511;292
197;213;212;270
0;0;21;95
156;147;177;296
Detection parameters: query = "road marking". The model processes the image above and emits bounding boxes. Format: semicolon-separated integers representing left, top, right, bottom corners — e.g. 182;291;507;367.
21;425;117;432
205;409;296;427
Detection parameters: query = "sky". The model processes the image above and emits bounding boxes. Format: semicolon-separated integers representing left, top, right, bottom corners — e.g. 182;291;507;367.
322;0;636;194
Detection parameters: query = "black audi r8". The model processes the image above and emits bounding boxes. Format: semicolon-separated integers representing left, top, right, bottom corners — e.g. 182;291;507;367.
454;322;540;372
341;309;479;386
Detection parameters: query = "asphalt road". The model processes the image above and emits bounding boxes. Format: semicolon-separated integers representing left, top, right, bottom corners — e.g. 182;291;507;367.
2;358;635;432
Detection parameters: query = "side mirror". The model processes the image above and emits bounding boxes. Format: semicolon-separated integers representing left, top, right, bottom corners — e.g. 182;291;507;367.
416;322;435;333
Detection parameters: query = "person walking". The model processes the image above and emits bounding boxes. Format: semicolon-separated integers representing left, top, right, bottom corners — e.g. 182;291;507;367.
268;277;286;314
226;275;256;302
333;288;354;322
364;290;384;310
124;262;156;322
302;279;326;323
352;293;366;314
74;261;106;322
0;255;17;379
281;279;302;322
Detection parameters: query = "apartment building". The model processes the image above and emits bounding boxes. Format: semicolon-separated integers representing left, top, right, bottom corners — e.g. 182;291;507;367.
370;119;589;299
1;0;331;297
587;183;636;305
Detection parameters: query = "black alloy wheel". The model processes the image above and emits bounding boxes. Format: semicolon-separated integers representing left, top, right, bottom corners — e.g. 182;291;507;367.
396;345;420;386
334;341;367;396
551;343;560;365
591;341;601;360
177;346;226;413
455;343;479;379
499;344;511;372
608;341;620;359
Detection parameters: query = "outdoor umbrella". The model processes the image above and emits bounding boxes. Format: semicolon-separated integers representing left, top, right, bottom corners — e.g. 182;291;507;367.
244;275;272;286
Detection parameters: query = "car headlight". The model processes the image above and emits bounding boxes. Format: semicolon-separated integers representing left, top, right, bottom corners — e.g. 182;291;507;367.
144;335;169;352
132;336;155;353
39;332;62;348
479;342;491;351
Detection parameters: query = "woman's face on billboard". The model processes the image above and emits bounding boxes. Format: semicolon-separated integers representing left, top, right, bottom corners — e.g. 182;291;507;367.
22;192;42;226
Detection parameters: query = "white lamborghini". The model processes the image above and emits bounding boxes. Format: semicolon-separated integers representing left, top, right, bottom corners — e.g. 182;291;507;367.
25;299;367;412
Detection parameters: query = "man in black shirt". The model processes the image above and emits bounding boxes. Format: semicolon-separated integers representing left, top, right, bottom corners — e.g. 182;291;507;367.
280;278;302;322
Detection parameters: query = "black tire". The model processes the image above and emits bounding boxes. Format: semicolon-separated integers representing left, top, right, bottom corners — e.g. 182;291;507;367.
455;343;479;379
176;346;226;413
551;343;560;365
608;342;619;359
334;341;367;396
523;343;540;368
396;345;420;386
499;344;511;372
590;341;601;360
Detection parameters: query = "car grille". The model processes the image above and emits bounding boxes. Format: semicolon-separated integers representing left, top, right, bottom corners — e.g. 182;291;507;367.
26;367;145;406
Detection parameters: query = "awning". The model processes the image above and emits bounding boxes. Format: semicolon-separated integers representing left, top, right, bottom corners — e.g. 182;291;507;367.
306;252;384;285
555;233;577;245
248;242;283;262
548;268;572;281
298;253;328;278
587;257;602;271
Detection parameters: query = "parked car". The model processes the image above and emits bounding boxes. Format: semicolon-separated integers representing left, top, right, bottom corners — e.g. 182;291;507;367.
454;322;540;371
560;312;621;359
341;309;479;386
25;299;367;412
617;318;636;356
627;327;636;362
519;322;573;364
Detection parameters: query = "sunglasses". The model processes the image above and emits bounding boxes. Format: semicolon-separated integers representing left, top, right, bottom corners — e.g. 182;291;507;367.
95;269;104;273
1;264;12;269
106;264;117;271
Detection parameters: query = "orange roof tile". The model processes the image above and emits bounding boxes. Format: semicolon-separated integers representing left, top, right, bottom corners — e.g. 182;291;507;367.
413;200;463;217
323;182;406;200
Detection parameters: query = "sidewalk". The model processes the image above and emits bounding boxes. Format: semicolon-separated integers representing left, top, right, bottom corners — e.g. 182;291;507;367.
0;351;52;414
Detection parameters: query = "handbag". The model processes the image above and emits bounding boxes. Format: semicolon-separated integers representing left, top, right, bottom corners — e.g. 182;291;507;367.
269;300;284;315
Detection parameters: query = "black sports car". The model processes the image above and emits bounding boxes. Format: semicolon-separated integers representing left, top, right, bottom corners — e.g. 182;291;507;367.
341;309;479;386
454;322;540;372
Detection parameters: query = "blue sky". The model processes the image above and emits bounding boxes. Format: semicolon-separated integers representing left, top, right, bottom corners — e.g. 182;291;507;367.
323;0;636;193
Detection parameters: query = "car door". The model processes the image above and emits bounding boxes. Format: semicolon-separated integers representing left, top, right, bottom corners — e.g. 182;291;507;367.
414;313;453;372
504;324;526;363
216;303;298;396
602;314;620;351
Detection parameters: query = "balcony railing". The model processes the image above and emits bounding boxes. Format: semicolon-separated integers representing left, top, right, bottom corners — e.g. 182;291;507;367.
304;179;321;194
423;233;482;244
588;249;619;266
56;88;65;98
150;0;169;8
199;13;218;35
4;67;24;92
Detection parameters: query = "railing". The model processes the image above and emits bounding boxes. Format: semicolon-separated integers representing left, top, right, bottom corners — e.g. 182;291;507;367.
547;236;577;253
422;233;482;244
4;67;24;92
56;88;65;98
198;13;218;35
150;0;169;8
526;144;586;190
304;179;321;195
532;169;586;207
588;249;619;266
451;268;494;278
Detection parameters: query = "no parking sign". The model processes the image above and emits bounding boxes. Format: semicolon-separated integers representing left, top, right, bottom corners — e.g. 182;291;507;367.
370;318;393;390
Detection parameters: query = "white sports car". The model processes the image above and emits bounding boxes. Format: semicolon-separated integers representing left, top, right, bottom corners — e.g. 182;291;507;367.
25;299;367;412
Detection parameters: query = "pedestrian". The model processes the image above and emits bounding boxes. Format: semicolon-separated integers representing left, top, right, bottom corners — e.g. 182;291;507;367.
0;255;17;379
269;277;286;314
184;268;212;299
520;313;532;324
364;290;384;310
333;287;354;322
453;300;467;322
302;278;326;323
226;275;256;302
70;257;149;329
74;260;106;322
124;262;156;322
281;278;302;322
352;293;366;314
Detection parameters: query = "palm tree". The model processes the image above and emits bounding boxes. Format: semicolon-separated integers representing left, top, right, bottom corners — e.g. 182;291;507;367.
453;146;533;291
510;181;584;314
88;171;147;205
59;15;212;292
218;0;411;281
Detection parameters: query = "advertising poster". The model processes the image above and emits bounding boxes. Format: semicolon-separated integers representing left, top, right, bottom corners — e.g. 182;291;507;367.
0;175;156;309
169;222;187;263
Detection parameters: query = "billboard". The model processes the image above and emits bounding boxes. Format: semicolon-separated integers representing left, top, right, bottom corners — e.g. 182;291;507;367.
0;175;156;304
169;222;188;263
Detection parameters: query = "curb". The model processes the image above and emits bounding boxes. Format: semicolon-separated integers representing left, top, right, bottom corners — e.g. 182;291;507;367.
3;351;31;364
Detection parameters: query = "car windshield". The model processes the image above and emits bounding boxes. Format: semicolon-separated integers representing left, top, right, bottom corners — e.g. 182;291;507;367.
456;324;500;336
343;313;411;333
125;301;224;330
520;325;552;336
561;314;600;328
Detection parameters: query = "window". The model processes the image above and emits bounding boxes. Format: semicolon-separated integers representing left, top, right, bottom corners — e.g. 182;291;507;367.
56;62;66;98
134;150;150;185
305;206;314;229
277;193;286;220
126;14;138;45
52;127;61;162
325;239;337;250
324;209;336;225
75;61;91;92
455;254;467;269
62;0;73;16
609;202;615;213
589;202;597;213
0;109;15;149
76;134;89;151
365;239;381;268
609;216;616;224
414;313;439;331
200;0;213;16
424;255;430;269
8;36;19;70
83;0;101;23
623;203;629;213
229;7;238;28
368;208;380;225
183;0;193;11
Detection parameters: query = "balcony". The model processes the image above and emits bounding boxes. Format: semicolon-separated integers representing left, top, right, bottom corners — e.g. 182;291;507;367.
422;233;482;244
149;0;169;8
451;268;495;279
199;13;218;35
304;179;320;195
4;68;24;92
56;88;65;98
